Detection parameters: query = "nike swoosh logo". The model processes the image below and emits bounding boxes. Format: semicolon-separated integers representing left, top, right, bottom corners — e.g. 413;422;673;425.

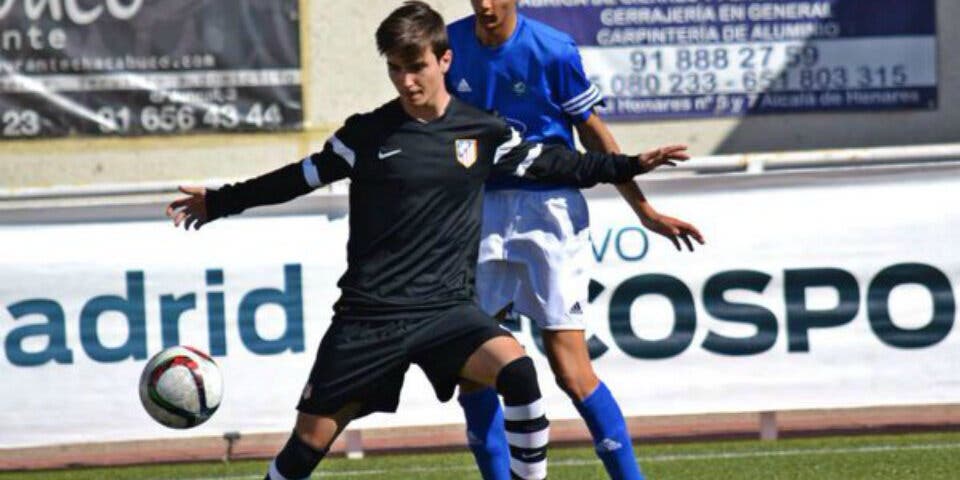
520;452;541;460
378;148;401;159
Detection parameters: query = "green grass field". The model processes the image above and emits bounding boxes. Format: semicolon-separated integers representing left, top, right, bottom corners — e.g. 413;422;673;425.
2;431;958;479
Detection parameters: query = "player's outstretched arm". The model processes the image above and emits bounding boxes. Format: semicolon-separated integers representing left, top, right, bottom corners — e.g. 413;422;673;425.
165;161;321;230
614;180;705;252
166;185;209;230
636;206;705;251
490;126;689;188
576;113;704;251
636;144;690;172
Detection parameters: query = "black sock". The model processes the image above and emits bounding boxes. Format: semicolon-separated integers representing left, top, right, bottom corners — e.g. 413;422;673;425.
264;432;327;480
496;356;549;480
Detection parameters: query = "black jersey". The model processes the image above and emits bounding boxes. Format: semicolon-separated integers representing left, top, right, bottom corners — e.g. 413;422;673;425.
206;97;642;318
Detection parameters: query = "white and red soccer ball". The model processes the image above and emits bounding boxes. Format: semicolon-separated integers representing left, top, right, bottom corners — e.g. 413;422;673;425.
138;346;223;429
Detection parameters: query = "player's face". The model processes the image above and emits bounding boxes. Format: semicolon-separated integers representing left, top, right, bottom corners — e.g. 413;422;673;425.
386;46;452;109
471;0;517;33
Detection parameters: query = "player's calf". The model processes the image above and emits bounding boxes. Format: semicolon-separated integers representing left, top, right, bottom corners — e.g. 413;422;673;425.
265;406;358;479
459;384;512;480
496;356;549;480
574;382;645;480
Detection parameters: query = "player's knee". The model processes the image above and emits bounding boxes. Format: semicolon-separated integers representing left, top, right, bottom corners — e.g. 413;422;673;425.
495;356;541;403
458;378;489;396
293;411;350;451
292;424;330;452
554;370;599;402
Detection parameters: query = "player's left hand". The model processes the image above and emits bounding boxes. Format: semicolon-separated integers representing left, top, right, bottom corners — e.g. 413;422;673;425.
165;185;209;231
636;144;690;173
640;210;705;251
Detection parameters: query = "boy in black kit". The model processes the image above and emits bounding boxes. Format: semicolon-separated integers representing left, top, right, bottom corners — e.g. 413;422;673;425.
165;2;689;479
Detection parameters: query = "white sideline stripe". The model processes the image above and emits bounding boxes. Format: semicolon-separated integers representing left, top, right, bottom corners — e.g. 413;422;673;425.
327;135;356;168
646;441;960;462
503;398;545;421
156;442;960;480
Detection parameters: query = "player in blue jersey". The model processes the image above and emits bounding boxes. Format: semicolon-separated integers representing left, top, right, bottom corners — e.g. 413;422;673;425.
447;1;705;479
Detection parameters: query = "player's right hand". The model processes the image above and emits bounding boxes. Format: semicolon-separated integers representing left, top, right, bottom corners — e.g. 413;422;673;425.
635;144;690;173
165;185;209;230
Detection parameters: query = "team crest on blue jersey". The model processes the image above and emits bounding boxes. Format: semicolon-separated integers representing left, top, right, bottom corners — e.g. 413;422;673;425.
455;139;478;168
512;81;527;96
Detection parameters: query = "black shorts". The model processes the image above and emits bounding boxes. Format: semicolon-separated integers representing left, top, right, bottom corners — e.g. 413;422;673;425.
296;303;511;419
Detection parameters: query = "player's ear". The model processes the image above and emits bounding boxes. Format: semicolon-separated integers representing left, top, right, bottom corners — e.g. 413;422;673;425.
439;49;453;73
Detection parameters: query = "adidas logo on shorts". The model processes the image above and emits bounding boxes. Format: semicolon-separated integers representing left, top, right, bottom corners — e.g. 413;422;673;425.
569;302;583;315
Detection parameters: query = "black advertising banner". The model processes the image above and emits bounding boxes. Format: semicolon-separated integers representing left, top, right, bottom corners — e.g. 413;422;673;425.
0;0;302;139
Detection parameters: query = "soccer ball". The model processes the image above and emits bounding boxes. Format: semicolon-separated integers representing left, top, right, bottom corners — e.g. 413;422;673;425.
139;346;223;429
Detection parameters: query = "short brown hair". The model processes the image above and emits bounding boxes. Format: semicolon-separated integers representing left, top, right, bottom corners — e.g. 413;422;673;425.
376;1;450;62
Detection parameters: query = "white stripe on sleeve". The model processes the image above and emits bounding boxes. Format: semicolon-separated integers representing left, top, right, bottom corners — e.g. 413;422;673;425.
327;134;356;167
301;157;322;188
561;83;599;109
563;84;602;116
493;127;524;165
513;144;542;178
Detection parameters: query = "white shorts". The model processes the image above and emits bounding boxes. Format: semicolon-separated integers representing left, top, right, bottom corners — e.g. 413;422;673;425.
476;188;592;330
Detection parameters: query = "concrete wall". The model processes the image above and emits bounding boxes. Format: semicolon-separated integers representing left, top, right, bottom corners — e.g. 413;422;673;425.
1;0;957;189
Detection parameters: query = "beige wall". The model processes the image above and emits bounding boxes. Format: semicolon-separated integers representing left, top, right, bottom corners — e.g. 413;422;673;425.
1;0;957;188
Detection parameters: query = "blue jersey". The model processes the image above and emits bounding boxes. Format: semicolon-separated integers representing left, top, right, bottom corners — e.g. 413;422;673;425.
446;14;603;190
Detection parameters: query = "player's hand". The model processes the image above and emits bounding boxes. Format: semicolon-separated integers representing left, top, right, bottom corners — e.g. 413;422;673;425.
635;144;690;173
640;209;705;252
165;186;209;231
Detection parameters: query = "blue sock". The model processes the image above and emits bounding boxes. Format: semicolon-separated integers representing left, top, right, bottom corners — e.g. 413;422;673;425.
574;382;645;480
459;387;512;480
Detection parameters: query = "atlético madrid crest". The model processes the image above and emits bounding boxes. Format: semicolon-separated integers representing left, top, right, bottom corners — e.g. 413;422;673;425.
455;138;478;168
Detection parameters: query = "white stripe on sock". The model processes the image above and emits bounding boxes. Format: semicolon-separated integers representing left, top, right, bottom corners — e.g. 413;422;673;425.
267;460;288;480
267;459;309;480
506;428;549;449
510;457;547;480
504;399;545;421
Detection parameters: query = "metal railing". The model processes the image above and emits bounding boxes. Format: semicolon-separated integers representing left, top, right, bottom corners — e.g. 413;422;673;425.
1;142;959;202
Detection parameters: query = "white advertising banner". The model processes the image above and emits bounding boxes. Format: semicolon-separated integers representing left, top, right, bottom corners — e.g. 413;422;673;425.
1;164;958;448
518;0;939;118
